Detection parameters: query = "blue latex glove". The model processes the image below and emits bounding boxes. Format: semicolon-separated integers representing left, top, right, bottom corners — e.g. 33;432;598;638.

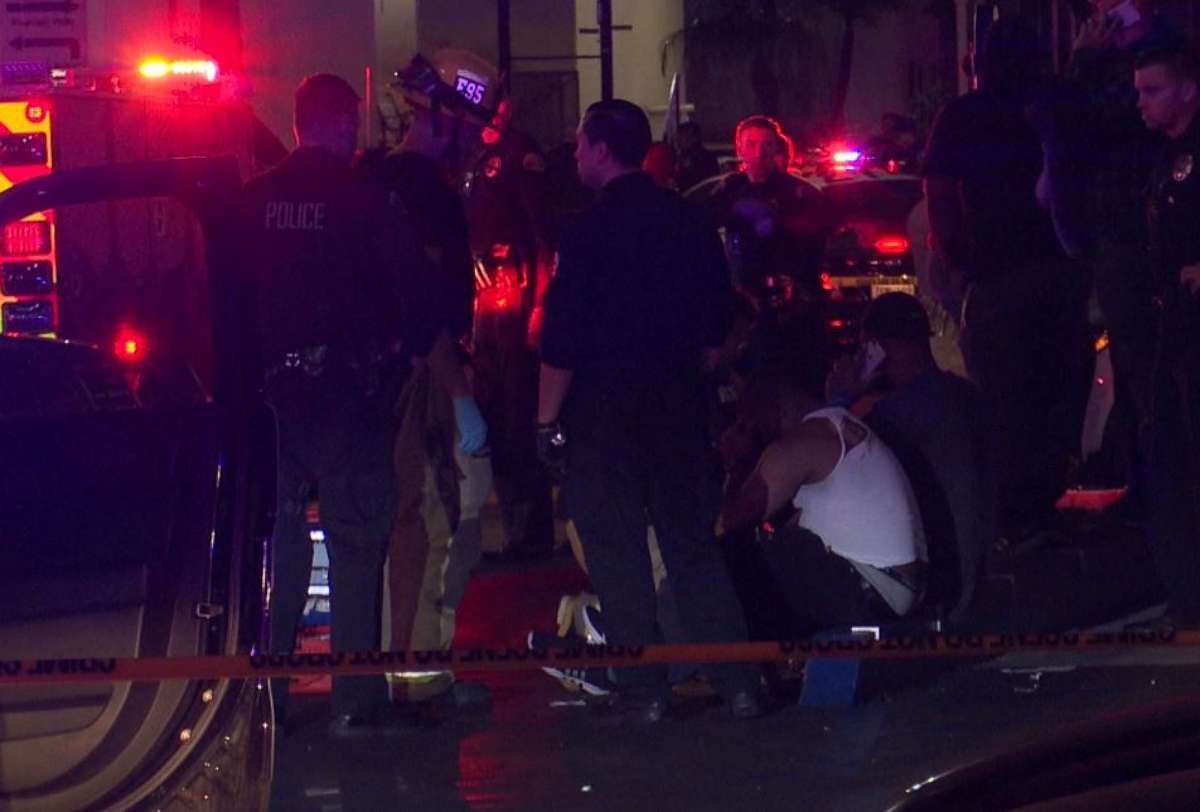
452;396;488;455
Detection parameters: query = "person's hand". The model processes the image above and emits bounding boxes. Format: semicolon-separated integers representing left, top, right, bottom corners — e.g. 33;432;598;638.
1073;13;1119;52
452;396;488;455
535;420;569;480
1181;264;1200;296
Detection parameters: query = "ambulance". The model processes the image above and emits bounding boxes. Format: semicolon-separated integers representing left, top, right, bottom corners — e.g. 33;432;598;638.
0;7;279;392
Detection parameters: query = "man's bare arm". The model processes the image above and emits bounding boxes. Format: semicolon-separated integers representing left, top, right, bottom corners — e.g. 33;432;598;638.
721;418;847;532
722;434;814;532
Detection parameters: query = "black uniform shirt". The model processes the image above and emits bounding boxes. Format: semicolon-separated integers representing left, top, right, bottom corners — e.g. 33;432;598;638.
1148;114;1200;291
922;89;1061;281
1068;19;1183;249
358;148;475;340
542;172;731;399
464;127;548;253
241;146;443;365
707;169;832;294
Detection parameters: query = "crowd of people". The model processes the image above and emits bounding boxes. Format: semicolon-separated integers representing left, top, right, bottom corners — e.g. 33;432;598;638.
248;0;1200;731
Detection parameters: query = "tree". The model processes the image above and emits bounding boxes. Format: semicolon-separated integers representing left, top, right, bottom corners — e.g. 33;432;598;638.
663;0;826;121
816;0;918;132
669;0;947;136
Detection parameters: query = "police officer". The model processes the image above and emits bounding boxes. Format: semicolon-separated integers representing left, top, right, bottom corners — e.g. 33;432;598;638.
708;116;833;390
243;74;448;734
465;90;556;559
1135;45;1200;626
537;99;761;722
708;115;832;305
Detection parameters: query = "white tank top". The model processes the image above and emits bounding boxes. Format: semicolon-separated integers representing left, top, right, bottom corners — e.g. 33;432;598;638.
791;407;926;568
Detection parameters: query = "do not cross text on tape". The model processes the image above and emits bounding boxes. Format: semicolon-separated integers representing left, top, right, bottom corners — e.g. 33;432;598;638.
1;629;1197;686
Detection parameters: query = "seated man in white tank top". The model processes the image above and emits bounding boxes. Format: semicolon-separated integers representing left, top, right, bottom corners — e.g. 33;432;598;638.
722;371;927;631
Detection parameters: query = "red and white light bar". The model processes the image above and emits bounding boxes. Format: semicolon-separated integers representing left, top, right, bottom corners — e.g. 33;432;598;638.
138;58;219;83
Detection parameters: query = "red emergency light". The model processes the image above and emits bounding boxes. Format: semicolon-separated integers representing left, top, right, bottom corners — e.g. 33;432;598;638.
113;325;149;364
874;236;910;255
3;221;50;256
138;57;219;83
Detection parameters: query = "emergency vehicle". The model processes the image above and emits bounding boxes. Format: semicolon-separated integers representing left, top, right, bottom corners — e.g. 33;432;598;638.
0;57;273;393
685;145;922;349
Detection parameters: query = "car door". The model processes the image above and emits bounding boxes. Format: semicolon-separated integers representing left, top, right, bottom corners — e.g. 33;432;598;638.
0;157;273;811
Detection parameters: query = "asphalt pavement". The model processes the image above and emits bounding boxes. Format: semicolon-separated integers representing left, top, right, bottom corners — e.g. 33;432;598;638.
269;547;1200;812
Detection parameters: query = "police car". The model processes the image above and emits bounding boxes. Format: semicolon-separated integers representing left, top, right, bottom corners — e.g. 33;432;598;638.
0;158;273;811
684;145;923;348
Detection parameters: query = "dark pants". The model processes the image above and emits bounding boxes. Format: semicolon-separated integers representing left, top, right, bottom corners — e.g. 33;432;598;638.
961;261;1090;531
566;378;757;702
1143;339;1200;625
266;360;398;718
474;307;554;551
757;524;886;636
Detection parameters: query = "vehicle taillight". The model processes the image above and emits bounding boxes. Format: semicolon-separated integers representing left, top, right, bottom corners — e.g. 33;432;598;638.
874;236;910;255
3;221;50;255
24;102;47;124
820;272;835;292
113;325;149;364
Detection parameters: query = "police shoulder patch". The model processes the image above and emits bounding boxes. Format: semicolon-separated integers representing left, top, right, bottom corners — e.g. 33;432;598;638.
522;152;546;172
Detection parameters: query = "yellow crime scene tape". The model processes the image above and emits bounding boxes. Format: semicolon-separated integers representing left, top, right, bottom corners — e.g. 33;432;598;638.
1;628;1197;686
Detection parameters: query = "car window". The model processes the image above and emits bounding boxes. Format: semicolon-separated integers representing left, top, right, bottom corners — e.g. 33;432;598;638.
1;196;212;416
0;339;137;418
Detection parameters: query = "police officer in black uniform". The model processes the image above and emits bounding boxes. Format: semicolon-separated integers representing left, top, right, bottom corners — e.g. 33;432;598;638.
1135;45;1200;626
465;94;556;558
708;115;834;388
537;99;761;722
708;115;832;305
243;74;446;734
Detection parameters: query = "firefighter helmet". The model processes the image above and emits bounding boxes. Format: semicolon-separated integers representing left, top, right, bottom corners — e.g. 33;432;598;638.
393;49;501;124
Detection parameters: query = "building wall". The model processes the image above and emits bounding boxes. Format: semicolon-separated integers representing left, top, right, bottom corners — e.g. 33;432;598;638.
417;0;498;63
843;8;947;141
86;1;194;70
240;0;375;147
574;0;684;138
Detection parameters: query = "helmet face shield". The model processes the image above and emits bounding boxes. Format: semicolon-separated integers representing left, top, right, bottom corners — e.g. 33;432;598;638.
393;51;499;125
